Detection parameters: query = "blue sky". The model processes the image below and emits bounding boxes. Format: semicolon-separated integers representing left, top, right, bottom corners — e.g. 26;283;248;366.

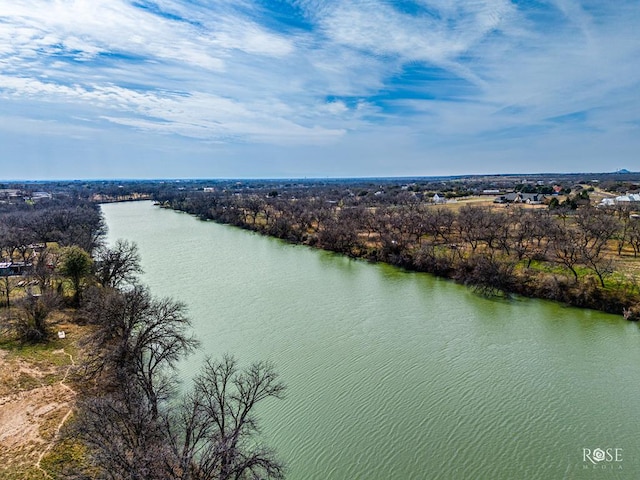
0;0;638;179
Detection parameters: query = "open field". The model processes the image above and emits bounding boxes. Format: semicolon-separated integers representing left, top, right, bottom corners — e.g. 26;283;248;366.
0;313;90;480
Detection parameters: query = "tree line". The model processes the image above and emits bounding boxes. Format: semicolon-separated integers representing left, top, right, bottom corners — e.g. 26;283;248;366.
0;197;104;339
156;188;640;319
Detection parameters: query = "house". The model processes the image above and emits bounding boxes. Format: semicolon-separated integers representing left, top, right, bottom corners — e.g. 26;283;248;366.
0;262;11;276
0;261;32;276
599;194;640;206
31;191;52;201
432;193;446;204
616;194;640;203
494;193;547;204
0;189;21;200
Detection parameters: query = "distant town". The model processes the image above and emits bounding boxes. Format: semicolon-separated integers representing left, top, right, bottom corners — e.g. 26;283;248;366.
2;170;639;207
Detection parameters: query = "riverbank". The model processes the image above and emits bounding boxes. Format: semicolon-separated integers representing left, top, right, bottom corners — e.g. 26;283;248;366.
101;199;640;480
155;197;640;320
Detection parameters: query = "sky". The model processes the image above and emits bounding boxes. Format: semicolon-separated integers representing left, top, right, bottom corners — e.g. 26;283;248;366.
0;0;638;180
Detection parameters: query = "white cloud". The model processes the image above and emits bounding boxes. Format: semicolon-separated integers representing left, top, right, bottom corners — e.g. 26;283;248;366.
0;73;346;144
0;0;638;177
296;1;515;76
0;1;336;144
323;101;348;115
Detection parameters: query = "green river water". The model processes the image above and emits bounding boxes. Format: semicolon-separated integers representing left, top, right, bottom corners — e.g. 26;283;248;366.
102;201;640;480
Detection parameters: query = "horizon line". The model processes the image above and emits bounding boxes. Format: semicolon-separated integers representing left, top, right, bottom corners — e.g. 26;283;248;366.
2;170;638;184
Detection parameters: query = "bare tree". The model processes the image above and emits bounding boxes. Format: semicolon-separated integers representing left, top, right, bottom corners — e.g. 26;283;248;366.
551;226;583;283
75;286;202;479
612;204;634;255
165;355;286;480
83;286;199;418
78;287;285;480
486;210;510;253
628;218;640;257
413;242;455;275
575;208;619;287
317;209;361;255
14;292;61;343
14;227;37;263
0;276;12;309
426;208;455;244
456;253;517;296
75;381;170;480
288;198;321;240
0;224;21;269
457;206;493;252
508;209;549;266
240;196;264;226
31;246;60;293
94;239;144;289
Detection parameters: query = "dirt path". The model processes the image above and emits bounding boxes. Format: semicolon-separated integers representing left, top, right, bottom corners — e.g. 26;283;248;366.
0;323;85;479
34;350;77;479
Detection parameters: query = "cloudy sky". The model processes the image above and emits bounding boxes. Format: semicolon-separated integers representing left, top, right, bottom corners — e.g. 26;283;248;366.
1;0;638;179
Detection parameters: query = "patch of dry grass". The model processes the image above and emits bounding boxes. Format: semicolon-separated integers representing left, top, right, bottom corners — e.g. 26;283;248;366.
0;310;91;479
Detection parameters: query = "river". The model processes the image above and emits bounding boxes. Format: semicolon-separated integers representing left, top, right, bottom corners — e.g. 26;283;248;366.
102;201;640;479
